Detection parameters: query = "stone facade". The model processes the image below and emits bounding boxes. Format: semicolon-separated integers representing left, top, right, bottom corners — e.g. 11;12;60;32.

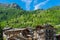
3;24;56;40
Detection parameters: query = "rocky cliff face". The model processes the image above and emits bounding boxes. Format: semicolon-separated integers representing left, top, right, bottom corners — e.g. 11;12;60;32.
0;3;21;9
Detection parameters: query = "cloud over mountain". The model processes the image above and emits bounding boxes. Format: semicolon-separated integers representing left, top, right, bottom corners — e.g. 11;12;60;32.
34;0;49;10
21;0;32;10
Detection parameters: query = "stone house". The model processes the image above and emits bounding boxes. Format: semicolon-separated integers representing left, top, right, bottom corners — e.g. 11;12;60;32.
3;24;56;40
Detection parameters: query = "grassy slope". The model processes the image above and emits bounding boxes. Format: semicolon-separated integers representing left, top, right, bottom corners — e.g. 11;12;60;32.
0;6;60;34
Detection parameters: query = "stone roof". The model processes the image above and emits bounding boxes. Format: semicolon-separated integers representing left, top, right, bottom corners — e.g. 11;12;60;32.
3;28;26;35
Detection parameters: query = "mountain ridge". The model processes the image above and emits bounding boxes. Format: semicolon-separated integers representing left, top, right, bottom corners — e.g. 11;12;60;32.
0;3;23;10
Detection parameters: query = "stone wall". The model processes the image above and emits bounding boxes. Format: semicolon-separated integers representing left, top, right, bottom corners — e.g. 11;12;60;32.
3;24;56;40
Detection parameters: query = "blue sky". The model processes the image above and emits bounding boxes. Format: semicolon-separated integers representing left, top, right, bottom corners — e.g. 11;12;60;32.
0;0;60;10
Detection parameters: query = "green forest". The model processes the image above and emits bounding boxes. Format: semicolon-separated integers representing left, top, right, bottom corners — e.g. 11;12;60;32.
0;5;60;34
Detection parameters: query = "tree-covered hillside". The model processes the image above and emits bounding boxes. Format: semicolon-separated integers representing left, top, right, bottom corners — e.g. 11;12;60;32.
0;3;60;33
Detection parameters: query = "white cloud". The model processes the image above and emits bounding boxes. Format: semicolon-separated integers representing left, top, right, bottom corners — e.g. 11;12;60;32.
21;0;32;10
34;0;49;10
